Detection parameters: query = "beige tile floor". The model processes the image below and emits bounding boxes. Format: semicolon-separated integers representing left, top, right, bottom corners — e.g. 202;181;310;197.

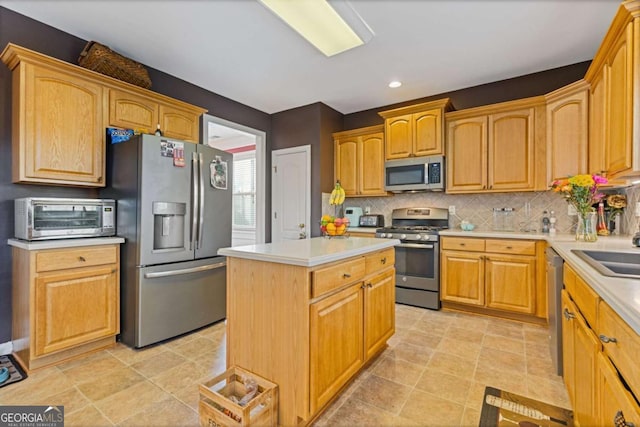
0;305;570;426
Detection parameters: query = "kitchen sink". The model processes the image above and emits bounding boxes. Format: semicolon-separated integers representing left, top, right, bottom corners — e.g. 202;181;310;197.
571;249;640;279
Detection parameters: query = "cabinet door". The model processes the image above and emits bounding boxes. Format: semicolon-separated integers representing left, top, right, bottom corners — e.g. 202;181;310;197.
573;307;600;427
597;352;640;427
109;88;158;131
446;116;488;192
159;103;200;142
547;88;588;182
488;108;535;191
385;114;413;159
485;254;536;314
335;137;358;196
441;251;484;305
309;283;364;414
606;22;633;177
20;63;104;186
413;108;442;156
364;269;395;360
590;68;607;175
358;132;386;195
34;265;119;356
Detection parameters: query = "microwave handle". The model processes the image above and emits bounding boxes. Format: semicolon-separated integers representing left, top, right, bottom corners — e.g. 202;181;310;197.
424;164;430;185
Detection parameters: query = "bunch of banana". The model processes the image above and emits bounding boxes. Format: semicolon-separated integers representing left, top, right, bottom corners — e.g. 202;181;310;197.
329;181;346;205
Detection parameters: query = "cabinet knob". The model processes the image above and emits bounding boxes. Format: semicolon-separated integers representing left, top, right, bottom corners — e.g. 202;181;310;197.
381;257;386;264
78;256;86;262
343;273;351;279
563;308;575;320
506;246;513;249
361;284;367;289
599;334;618;344
367;283;373;288
459;243;466;247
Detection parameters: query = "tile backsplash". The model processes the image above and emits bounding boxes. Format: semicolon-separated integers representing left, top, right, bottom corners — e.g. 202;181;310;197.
323;186;639;236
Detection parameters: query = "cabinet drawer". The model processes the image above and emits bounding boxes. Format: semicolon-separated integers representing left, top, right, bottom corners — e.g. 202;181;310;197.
573;274;599;329
441;237;485;252
312;258;365;298
598;300;640;399
365;249;394;276
485;239;535;255
36;246;118;273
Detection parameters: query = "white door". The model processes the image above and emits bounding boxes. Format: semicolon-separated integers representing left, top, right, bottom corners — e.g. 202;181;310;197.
272;145;311;242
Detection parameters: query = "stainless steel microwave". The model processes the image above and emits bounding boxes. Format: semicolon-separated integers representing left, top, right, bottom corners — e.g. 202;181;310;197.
384;155;445;192
15;197;116;240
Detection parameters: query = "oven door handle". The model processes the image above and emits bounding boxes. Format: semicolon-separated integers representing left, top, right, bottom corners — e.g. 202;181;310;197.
396;243;434;249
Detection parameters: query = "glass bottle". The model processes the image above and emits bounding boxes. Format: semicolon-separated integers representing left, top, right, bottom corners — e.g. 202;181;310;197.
154;124;163;136
596;202;609;236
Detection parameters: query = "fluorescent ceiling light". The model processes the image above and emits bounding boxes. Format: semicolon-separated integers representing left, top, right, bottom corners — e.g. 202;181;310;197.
259;0;374;57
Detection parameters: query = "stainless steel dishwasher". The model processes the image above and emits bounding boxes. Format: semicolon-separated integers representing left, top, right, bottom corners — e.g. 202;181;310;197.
546;247;564;376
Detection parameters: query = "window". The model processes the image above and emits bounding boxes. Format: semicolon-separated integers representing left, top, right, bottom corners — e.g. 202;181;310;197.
233;151;256;229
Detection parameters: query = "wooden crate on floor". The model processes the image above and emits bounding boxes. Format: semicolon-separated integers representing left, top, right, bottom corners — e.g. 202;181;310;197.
199;366;278;427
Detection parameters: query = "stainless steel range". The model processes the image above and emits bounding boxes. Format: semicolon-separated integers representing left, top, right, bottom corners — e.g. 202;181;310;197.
375;207;449;310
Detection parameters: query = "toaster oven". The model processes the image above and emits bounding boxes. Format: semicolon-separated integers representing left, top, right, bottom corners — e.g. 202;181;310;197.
15;197;116;240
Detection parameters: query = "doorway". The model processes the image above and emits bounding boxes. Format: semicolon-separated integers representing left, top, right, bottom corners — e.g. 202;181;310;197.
202;114;266;246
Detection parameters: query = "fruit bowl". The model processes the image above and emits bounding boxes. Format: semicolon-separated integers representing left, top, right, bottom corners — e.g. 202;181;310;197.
320;216;350;237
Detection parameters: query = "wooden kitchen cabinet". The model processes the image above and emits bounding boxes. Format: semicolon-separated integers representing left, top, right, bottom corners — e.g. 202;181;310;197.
441;237;544;321
333;125;386;197
562;262;640;426
2;49;105;186
226;246;395;425
1;44;207;188
109;88;203;143
445;97;546;194
12;243;120;371
545;80;589;183
585;2;640;179
378;98;451;159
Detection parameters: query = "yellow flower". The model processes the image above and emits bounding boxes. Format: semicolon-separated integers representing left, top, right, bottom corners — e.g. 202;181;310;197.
568;174;594;187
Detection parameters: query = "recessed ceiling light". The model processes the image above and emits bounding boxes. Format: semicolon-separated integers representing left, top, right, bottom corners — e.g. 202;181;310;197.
259;0;374;57
388;81;402;88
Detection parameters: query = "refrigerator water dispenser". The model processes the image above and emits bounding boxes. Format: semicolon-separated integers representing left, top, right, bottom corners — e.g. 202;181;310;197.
153;201;186;250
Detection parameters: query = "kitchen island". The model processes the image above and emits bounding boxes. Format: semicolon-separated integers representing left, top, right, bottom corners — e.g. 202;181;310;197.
218;237;399;426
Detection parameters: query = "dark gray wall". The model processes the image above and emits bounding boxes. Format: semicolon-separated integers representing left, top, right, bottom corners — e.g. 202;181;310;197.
271;103;343;237
343;61;591;130
0;6;270;343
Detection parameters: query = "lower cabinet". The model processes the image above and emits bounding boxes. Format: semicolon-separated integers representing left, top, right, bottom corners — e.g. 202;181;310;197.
12;244;120;371
441;237;542;319
562;263;640;427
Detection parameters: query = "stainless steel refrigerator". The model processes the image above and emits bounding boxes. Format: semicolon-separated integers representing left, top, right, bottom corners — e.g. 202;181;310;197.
104;134;232;348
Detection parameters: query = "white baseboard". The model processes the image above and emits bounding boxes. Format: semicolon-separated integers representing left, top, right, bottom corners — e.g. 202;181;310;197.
0;341;13;356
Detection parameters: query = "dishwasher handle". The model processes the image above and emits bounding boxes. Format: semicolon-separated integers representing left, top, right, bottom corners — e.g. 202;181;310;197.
144;261;226;279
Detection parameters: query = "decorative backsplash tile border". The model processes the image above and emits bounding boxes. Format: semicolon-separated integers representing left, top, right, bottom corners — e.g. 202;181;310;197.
322;185;639;236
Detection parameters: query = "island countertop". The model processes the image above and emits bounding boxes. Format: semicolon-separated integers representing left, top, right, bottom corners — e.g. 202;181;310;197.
218;236;400;267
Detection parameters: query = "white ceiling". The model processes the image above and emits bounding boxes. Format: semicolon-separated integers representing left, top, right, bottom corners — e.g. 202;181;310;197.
1;0;621;115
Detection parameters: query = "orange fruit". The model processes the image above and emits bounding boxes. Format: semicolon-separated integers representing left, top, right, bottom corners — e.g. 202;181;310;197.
336;224;346;235
326;223;336;236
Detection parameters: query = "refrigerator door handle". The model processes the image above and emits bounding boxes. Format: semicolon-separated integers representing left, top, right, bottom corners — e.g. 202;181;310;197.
198;152;205;249
143;261;227;279
190;151;199;251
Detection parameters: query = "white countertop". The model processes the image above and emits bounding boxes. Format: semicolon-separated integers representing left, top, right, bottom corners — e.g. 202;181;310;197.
218;237;400;267
8;237;125;250
348;227;378;234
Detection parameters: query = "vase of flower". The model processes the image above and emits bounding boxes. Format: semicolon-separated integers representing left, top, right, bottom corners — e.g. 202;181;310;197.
576;210;598;242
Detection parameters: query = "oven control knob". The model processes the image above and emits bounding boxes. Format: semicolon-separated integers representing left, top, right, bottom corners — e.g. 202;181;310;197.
387;234;394;239
400;234;407;240
415;234;422;240
378;233;385;238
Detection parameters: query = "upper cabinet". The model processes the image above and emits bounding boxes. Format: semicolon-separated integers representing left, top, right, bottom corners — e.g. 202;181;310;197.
545;80;589;183
334;125;386;197
379;99;451;159
1;44;207;187
585;1;640;179
3;48;106;186
445;97;546;194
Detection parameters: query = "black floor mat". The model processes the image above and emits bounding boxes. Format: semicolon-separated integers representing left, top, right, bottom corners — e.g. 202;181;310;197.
0;354;28;389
